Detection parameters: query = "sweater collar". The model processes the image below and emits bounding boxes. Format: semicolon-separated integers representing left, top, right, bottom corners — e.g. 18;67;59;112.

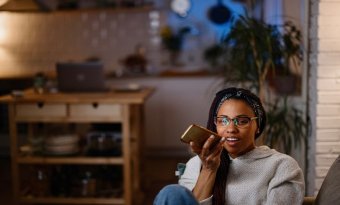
229;146;276;160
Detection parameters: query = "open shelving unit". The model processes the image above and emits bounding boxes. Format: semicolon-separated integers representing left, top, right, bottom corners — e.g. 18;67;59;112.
0;88;153;205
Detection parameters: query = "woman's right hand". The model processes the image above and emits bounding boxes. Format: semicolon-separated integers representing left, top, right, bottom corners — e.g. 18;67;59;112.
191;136;225;200
190;135;225;171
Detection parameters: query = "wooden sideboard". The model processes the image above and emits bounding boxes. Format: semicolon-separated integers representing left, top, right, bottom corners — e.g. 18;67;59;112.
0;88;154;205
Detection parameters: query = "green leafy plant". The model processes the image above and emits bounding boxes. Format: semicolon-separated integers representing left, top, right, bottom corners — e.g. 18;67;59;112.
264;98;307;154
160;26;191;66
222;15;303;98
160;26;190;53
218;13;307;154
203;44;226;72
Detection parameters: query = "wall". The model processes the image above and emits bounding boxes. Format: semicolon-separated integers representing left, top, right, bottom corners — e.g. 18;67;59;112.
0;8;169;78
0;1;241;78
108;76;308;178
108;76;224;156
309;0;340;195
0;0;305;78
0;1;243;154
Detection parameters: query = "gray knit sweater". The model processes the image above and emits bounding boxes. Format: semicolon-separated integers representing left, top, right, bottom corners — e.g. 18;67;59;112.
179;146;305;205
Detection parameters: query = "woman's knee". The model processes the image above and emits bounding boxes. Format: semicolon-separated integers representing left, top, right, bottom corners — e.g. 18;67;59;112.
153;184;198;205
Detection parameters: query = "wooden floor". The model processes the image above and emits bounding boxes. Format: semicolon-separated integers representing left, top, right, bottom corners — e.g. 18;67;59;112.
0;155;190;205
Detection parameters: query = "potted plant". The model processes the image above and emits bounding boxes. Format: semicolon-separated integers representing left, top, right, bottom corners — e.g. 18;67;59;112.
264;98;307;154
219;13;308;154
203;44;225;73
160;26;191;66
267;21;303;95
222;14;303;98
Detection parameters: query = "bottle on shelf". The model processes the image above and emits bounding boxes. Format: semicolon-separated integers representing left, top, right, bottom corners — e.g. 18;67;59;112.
80;170;97;197
31;166;50;197
50;165;74;197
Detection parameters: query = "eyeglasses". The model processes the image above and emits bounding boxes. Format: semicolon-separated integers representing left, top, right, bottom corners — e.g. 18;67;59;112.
214;116;258;128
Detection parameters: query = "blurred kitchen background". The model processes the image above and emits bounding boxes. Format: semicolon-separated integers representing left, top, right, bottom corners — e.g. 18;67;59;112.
0;0;305;77
1;0;339;204
0;0;306;151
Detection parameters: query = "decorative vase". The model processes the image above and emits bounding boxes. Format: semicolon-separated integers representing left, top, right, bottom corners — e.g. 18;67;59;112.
169;51;181;67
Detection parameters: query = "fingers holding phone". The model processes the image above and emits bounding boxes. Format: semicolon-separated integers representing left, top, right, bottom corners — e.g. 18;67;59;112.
190;135;223;154
181;124;225;154
198;135;226;171
181;124;221;146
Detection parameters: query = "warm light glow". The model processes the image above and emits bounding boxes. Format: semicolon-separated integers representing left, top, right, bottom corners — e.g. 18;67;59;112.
0;12;17;78
0;27;6;43
0;14;9;45
0;47;17;78
0;0;8;7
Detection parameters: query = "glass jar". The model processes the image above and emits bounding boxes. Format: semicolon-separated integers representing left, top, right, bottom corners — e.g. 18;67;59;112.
33;72;46;94
80;171;96;197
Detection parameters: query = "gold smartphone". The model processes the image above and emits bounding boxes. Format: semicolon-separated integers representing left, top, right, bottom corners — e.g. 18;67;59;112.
180;124;222;148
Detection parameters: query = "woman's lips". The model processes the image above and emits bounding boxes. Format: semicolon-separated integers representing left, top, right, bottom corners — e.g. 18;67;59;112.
225;137;240;146
226;137;239;141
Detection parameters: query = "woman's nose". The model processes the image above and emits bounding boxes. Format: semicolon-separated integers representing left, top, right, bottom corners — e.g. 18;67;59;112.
224;122;238;133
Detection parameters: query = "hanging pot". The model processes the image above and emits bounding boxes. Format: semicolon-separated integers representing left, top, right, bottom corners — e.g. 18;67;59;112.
208;0;232;25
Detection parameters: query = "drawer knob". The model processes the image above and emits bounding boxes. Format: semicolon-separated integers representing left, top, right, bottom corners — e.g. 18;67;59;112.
37;102;44;108
92;103;99;108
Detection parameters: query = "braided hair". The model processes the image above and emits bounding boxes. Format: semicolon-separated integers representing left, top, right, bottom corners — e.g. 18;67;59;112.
206;87;266;205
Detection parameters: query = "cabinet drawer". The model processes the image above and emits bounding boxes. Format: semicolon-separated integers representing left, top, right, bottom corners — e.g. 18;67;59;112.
69;104;122;118
15;103;67;117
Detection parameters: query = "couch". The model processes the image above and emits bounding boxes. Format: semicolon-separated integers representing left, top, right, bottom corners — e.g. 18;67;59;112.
303;154;340;205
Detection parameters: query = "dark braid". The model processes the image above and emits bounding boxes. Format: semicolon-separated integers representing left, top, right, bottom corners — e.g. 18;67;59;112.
212;149;229;205
206;87;266;205
206;89;230;205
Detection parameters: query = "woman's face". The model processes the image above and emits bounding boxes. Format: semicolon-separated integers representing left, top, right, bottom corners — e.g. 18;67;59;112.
216;99;258;158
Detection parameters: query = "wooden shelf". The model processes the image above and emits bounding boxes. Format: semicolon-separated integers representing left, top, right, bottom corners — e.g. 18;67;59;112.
14;116;123;123
19;197;124;204
56;5;155;13
0;0;154;14
17;156;124;165
0;88;154;205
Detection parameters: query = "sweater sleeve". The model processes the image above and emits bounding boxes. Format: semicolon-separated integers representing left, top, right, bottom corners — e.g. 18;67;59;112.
266;156;305;205
178;156;213;205
178;156;201;190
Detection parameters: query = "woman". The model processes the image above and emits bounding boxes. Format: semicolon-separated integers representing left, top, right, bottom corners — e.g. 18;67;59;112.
154;87;305;205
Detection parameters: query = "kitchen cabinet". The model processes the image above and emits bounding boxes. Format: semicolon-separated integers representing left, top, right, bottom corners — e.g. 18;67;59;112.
0;88;153;205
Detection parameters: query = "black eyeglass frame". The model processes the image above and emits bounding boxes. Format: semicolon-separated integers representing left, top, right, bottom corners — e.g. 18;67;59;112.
214;116;258;128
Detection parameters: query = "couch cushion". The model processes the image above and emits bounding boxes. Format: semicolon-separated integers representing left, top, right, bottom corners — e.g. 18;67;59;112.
315;155;340;205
